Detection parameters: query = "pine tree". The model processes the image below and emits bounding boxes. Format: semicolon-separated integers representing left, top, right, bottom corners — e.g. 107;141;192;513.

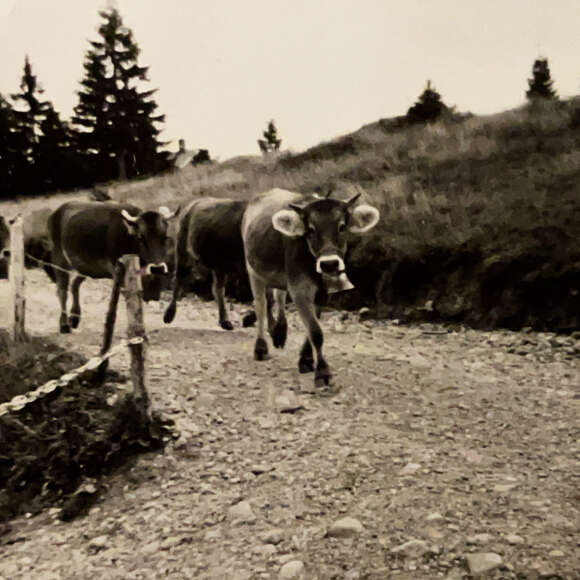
0;94;26;197
36;109;78;191
73;8;166;181
258;120;282;154
10;56;53;192
526;58;557;101
406;80;448;124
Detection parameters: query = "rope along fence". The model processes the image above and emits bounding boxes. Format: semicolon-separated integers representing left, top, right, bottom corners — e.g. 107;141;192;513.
2;245;154;420
0;335;145;417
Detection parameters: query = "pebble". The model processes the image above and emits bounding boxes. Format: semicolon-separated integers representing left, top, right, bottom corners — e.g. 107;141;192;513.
493;483;519;493
88;535;108;550
228;500;256;523
326;517;364;538
390;539;429;557
279;560;305;579
399;463;421;475
465;552;502;575
505;533;524;545
466;533;493;545
261;528;285;545
254;544;277;557
548;549;565;558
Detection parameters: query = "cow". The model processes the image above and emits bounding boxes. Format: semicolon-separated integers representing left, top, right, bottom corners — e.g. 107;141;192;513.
0;210;55;281
242;188;380;387
0;216;9;278
49;201;178;333
163;197;255;329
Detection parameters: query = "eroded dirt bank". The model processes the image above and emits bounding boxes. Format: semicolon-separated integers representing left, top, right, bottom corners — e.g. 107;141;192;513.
0;270;578;579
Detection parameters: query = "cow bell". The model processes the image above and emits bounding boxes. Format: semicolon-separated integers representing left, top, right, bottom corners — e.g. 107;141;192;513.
322;271;354;293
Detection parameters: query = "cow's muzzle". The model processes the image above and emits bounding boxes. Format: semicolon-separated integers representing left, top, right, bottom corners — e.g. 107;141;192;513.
316;254;345;275
146;263;169;276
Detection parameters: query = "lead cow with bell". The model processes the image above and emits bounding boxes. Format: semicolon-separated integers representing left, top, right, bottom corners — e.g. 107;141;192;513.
242;188;380;387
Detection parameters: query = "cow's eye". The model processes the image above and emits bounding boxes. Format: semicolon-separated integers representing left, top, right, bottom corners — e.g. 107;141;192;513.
338;223;346;233
307;226;316;236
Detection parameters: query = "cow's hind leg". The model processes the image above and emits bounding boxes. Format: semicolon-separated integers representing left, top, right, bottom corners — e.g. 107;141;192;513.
69;275;85;328
55;269;71;333
248;268;269;361
212;271;233;330
269;289;287;348
293;290;330;387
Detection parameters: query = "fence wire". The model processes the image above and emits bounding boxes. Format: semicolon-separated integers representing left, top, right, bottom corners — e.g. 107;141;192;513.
0;336;146;418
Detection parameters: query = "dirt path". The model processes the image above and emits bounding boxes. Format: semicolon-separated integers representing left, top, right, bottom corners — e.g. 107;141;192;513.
0;270;579;579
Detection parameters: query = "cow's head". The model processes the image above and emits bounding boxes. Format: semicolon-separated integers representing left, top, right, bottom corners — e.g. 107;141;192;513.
272;192;379;279
121;206;179;276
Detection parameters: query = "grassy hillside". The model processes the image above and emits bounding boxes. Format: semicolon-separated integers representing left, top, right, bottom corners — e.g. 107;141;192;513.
3;99;579;331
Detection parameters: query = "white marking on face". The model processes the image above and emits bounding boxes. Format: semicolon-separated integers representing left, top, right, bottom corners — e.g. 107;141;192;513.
316;254;345;274
145;262;168;275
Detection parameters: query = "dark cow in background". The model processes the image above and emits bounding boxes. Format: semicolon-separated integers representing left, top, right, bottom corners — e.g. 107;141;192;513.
0;216;9;279
164;197;255;329
0;210;55;281
242;188;380;387
49;201;178;333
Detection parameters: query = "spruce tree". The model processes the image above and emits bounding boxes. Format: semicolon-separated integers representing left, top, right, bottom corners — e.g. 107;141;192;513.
36;109;78;191
258;120;282;154
10;56;53;192
73;8;166;181
406;80;448;124
0;94;25;197
526;58;557;101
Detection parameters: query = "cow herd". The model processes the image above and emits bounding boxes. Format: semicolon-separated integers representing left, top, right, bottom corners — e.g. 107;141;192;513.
1;188;380;386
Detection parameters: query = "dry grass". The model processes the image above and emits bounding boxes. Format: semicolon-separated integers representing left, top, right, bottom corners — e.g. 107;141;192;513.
1;98;578;328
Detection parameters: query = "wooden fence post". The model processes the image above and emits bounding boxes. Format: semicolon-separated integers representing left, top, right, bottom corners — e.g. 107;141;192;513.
9;215;27;343
122;254;150;419
97;259;126;380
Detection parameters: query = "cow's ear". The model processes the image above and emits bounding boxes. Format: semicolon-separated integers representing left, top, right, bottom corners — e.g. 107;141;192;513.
121;209;139;234
348;204;380;233
272;209;305;237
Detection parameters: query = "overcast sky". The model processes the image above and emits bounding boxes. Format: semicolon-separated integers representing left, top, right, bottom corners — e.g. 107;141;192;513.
1;0;579;160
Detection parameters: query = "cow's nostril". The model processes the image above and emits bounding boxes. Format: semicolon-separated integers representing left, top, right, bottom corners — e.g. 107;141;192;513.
319;258;340;274
1;249;10;259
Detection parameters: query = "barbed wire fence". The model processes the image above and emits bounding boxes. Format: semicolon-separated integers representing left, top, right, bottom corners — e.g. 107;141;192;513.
1;221;154;421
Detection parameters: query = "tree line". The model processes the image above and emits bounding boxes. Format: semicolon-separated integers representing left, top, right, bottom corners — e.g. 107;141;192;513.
0;8;168;198
0;5;563;197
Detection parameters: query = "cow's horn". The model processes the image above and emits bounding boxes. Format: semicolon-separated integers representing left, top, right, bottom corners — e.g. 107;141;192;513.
325;189;333;199
121;209;139;223
346;193;361;206
158;206;172;219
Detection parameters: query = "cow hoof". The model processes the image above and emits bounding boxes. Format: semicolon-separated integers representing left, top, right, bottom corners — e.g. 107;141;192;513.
315;372;333;388
242;311;257;327
69;315;80;329
220;320;234;331
60;324;71;334
271;322;287;349
298;358;314;373
254;337;269;361
163;304;176;324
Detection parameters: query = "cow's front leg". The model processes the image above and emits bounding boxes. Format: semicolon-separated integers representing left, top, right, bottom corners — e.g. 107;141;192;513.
269;289;287;348
292;283;331;387
248;268;269;360
69;275;85;328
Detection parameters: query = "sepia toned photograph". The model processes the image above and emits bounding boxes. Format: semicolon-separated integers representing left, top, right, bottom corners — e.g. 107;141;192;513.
0;1;578;578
